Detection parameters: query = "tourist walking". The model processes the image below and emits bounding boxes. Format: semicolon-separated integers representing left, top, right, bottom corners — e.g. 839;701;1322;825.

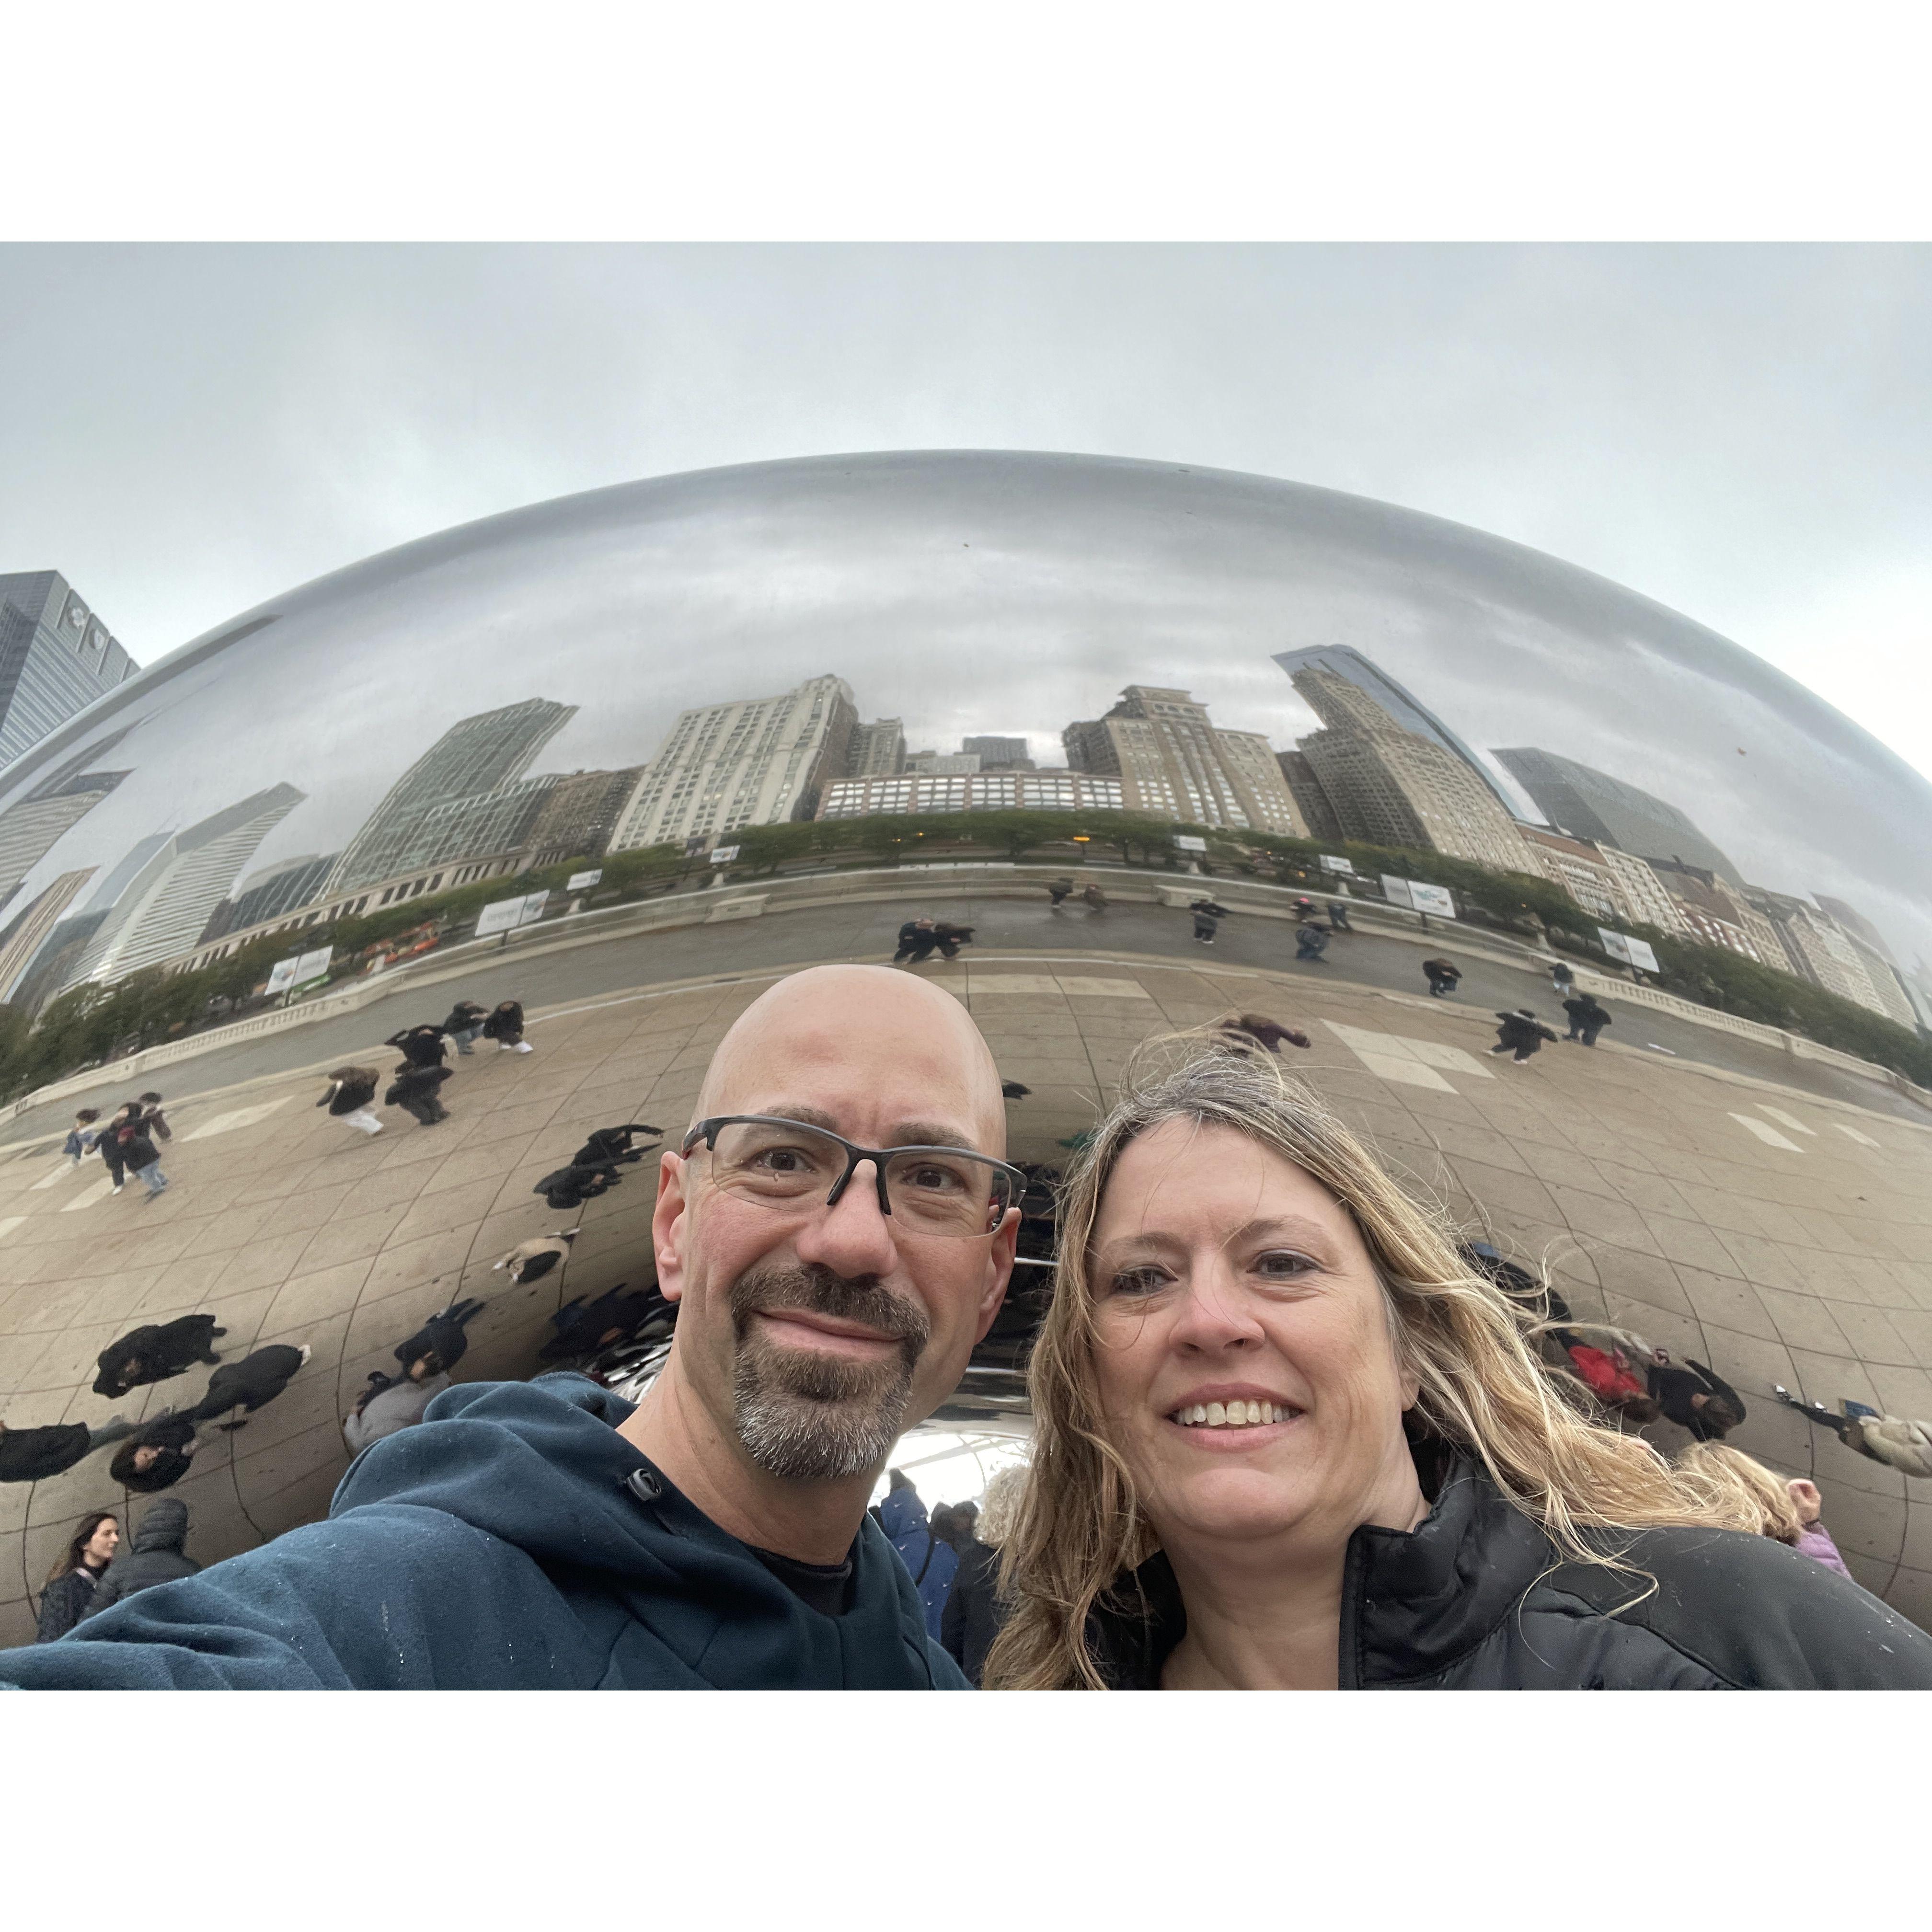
110;1412;205;1494
1326;900;1353;932
1189;897;1228;945
344;1355;453;1457
386;1061;452;1126
191;1344;312;1432
115;1111;170;1199
94;1315;225;1398
942;1466;1024;1687
1776;1388;1932;1478
62;1109;102;1168
493;1230;578;1283
893;917;938;963
1422;957;1461;998
1082;882;1107;913
1219;1012;1311;1056
1488;1009;1557;1063
1046;877;1075;908
317;1065;384;1137
1550;959;1575;996
442;999;488;1055
483;1000;532;1053
1562;994;1612;1046
933;921;976;960
385;1023;450;1070
35;1514;120;1642
0;1417;136;1486
1294;922;1331;963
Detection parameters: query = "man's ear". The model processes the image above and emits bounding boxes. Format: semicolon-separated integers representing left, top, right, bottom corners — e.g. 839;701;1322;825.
653;1149;691;1305
972;1208;1022;1345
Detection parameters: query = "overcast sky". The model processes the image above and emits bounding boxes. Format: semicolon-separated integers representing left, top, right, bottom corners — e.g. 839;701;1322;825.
1;244;1925;780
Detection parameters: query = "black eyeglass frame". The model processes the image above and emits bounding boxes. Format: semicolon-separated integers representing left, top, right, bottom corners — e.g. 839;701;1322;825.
681;1114;1026;1235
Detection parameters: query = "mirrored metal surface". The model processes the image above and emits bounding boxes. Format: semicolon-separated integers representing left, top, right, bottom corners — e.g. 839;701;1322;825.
3;450;1929;1641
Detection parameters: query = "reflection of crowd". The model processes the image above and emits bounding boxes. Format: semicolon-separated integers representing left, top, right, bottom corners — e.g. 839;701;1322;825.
6;966;1928;1690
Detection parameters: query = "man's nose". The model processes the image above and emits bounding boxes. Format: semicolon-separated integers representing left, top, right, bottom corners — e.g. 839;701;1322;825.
794;1158;899;1276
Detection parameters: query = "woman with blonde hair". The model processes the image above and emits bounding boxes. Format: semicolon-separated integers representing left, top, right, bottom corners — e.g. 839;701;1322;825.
1674;1442;1853;1580
984;1041;1932;1689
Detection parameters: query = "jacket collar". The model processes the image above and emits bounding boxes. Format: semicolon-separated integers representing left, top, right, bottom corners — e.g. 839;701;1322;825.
1087;1451;1556;1689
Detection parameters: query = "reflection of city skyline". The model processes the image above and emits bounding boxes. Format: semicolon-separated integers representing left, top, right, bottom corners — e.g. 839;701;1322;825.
1;454;1928;979
8;629;1924;1035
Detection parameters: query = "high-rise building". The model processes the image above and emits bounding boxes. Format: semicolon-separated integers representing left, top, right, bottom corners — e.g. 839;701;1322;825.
907;751;980;774
817;770;1125;818
1518;828;1622;922
1288;666;1534;874
610;675;858;852
1492;746;1743;888
0;869;93;1004
327;698;576;896
390;774;560;879
1594;843;1689;935
0;730;131;914
198;852;341;945
847;719;907;778
1061;686;1303;835
1275;749;1344;844
522;767;644;867
0;573;140;768
1813;896;1898;967
1646;860;1780;965
1274;644;1518;816
68;783;305;987
962;735;1032;770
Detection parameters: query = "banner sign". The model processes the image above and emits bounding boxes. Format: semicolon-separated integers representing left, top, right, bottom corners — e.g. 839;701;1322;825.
1599;928;1659;973
292;945;334;986
476;889;550;938
709;845;740;864
264;955;300;995
1173;835;1208;852
1318;854;1355;874
565;869;603;892
1383;875;1455;918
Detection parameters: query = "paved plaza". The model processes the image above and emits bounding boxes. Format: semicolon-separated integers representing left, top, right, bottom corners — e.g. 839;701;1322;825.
4;944;1931;1646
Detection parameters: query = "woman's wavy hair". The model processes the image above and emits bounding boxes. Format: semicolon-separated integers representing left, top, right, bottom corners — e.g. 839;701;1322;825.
1673;1442;1804;1545
46;1511;117;1584
976;1465;1028;1550
984;1031;1756;1690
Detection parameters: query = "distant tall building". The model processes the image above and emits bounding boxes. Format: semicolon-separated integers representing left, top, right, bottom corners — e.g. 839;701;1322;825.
1273;644;1518;816
327;698;576;896
0;572;139;768
847;719;907;778
1647;860;1779;966
962;735;1032;770
1288;666;1533;874
0;868;93;1003
907;751;980;775
1517;828;1622;922
610;675;858;852
1594;844;1689;935
1061;686;1303;835
1275;749;1344;844
198;852;340;945
1813;896;1897;967
0;730;131;913
68;783;305;987
1492;747;1743;888
522;767;644;866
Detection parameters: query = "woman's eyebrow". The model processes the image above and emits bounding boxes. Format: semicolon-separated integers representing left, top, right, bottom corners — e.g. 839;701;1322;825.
1097;1216;1337;1260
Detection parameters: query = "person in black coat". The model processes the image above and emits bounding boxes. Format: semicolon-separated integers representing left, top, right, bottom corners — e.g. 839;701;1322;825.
81;1499;200;1618
391;1299;486;1379
109;1411;205;1494
93;1314;226;1398
1189;899;1229;945
1489;1009;1558;1062
0;1416;136;1484
191;1343;311;1432
34;1513;120;1642
96;1101;136;1192
318;1065;384;1137
932;921;976;960
534;1162;620;1209
568;1123;662;1183
483;1000;530;1052
1421;957;1461;998
442;1000;488;1055
1294;922;1331;962
1645;1349;1745;1440
942;1469;1023;1687
386;1062;452;1126
538;1285;667;1362
1562;994;1612;1046
893;918;938;963
385;1024;450;1070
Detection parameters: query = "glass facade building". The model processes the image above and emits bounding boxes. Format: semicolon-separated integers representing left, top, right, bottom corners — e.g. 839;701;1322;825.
0;572;138;770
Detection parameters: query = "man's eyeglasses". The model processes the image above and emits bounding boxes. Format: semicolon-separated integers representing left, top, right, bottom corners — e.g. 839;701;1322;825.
681;1116;1024;1240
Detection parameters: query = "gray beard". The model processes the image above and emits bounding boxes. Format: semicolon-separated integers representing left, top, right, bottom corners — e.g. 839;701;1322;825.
728;1261;930;1481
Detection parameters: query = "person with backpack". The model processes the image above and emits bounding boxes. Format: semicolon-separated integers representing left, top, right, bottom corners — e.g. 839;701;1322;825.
386;1060;452;1127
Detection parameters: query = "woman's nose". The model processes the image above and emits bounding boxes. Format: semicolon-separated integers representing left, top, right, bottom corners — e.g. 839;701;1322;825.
1168;1269;1265;1351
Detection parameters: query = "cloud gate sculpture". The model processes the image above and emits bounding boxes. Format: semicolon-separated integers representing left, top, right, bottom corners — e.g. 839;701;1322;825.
2;448;1930;1646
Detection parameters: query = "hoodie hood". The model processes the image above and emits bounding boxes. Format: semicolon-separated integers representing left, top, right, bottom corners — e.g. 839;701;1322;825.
130;1499;189;1555
878;1489;929;1544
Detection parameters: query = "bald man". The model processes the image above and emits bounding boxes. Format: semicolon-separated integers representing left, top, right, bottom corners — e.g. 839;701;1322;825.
1;966;1020;1690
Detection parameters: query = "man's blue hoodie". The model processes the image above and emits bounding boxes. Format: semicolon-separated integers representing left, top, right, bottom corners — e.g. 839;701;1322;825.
0;1374;967;1690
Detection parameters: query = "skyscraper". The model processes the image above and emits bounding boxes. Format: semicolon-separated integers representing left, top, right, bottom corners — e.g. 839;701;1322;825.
326;698;576;895
521;767;645;866
0;573;140;768
1288;665;1535;874
1061;686;1303;835
847;719;907;777
1274;749;1345;843
610;675;858;851
1273;644;1518;816
69;783;305;986
962;735;1032;769
198;852;340;945
0;730;130;914
1491;747;1743;888
0;869;94;1004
